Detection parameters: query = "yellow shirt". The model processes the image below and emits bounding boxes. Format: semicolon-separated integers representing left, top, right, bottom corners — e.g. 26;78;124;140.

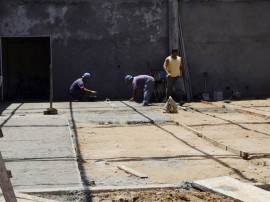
166;56;181;77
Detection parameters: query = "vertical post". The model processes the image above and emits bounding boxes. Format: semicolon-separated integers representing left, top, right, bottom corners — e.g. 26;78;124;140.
168;0;179;52
0;152;17;202
44;37;57;115
44;64;57;115
50;64;53;109
178;8;193;101
0;38;3;102
168;0;193;101
0;129;17;202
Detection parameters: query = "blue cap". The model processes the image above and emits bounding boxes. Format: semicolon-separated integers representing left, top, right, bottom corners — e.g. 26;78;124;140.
82;73;91;79
125;75;133;83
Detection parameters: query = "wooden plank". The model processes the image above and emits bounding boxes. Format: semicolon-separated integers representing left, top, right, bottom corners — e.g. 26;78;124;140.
118;165;148;178
193;176;270;202
175;121;249;159
0;152;17;202
200;135;249;159
174;121;202;137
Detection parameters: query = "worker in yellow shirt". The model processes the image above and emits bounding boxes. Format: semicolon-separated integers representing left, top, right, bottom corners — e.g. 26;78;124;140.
163;49;185;105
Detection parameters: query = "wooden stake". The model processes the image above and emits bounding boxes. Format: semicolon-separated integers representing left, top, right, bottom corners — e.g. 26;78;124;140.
118;165;148;178
0;152;17;202
175;121;249;160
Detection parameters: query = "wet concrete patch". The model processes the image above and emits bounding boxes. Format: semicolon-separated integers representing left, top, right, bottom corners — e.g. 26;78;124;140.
7;160;80;190
0;104;81;191
71;106;171;125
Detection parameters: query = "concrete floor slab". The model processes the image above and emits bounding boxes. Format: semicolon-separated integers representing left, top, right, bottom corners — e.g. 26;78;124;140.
1;100;270;195
0;126;74;159
0;115;68;127
7;161;80;190
0;103;81;191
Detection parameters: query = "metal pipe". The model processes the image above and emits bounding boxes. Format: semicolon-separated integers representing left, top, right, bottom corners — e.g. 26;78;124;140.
49;36;53;109
178;5;193;101
50;64;53;109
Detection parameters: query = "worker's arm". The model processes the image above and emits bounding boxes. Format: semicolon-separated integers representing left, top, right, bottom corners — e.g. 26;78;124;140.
82;87;97;94
163;59;171;77
129;88;138;101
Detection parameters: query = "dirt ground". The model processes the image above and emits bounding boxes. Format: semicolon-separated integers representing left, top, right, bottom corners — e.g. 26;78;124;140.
19;99;270;201
33;188;236;202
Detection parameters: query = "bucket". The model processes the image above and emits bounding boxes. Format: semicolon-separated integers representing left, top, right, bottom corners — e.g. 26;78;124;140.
214;91;223;101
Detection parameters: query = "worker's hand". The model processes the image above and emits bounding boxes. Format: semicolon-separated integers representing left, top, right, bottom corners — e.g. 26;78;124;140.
91;91;97;94
166;74;171;78
129;97;134;102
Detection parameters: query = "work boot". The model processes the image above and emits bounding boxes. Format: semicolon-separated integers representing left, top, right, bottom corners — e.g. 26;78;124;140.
179;101;185;106
141;101;149;106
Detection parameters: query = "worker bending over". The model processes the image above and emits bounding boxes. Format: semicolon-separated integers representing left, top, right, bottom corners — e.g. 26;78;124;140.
125;75;155;106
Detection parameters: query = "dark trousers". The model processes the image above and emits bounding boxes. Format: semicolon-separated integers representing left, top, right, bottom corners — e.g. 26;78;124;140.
166;76;185;102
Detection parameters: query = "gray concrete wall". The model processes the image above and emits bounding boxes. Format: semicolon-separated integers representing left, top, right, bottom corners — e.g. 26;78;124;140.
180;0;270;98
0;0;168;100
1;0;270;100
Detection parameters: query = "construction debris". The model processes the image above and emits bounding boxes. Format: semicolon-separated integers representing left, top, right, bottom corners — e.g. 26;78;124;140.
193;176;270;202
164;96;178;113
43;108;58;115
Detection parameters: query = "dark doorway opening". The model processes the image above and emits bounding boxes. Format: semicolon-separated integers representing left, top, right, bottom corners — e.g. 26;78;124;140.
1;37;51;101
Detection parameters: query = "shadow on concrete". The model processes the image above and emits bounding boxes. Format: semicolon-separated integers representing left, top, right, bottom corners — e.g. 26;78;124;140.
0;102;23;127
191;107;270;149
5;157;76;162
86;154;239;162
69;101;93;202
0;102;12;114
248;153;270;160
121;101;255;183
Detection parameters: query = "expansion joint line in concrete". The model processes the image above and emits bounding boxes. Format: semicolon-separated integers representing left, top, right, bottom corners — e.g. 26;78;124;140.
234;108;270;119
193;105;270;140
198;102;270;137
190;106;253;132
187;106;252;159
67;120;91;190
173;121;249;160
203;100;270;119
